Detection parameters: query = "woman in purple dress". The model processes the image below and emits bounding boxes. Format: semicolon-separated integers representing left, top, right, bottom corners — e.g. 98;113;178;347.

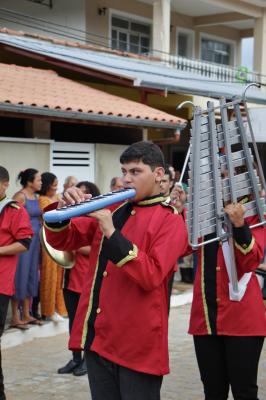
10;169;43;328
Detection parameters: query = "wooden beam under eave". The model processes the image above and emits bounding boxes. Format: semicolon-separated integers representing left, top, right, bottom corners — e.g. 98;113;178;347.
240;28;254;38
194;12;252;27
200;0;262;18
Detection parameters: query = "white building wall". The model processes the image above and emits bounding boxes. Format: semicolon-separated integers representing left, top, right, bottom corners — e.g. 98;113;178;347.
0;138;51;197
0;0;86;41
95;143;127;194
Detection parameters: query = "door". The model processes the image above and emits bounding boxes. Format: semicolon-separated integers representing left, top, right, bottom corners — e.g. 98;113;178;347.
50;141;95;193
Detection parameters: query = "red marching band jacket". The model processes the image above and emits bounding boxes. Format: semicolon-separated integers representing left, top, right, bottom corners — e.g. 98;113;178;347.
64;252;90;294
0;200;33;296
44;196;188;376
189;214;266;336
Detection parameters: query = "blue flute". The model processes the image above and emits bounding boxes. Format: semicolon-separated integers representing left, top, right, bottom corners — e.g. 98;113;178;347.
43;188;136;223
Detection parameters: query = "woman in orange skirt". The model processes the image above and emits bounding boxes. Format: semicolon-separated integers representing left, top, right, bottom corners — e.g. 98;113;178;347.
39;172;67;321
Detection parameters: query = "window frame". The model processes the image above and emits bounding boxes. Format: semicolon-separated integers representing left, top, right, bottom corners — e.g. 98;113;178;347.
176;27;195;59
109;9;152;54
199;32;236;66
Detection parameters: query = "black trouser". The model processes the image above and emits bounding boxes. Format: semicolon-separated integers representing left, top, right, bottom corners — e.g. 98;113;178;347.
0;294;10;400
63;289;82;363
85;350;163;400
194;335;265;400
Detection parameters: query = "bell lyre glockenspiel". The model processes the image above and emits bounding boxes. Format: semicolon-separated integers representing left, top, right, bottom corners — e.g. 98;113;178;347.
184;84;266;301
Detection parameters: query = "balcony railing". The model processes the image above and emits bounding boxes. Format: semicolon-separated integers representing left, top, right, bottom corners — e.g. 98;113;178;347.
148;51;266;87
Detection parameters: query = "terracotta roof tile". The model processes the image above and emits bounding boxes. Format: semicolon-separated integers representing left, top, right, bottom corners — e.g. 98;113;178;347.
0;27;161;61
0;62;185;126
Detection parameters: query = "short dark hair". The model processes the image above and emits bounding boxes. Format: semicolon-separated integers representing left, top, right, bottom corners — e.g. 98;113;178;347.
39;172;57;195
0;166;9;182
120;141;165;170
17;168;38;187
76;181;101;197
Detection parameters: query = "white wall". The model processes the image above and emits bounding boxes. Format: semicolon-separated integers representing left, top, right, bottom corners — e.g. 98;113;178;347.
95;143;127;194
0;138;51;197
0;0;86;41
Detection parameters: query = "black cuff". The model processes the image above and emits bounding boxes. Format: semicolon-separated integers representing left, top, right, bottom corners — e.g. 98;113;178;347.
233;223;252;248
45;220;70;229
18;238;32;250
104;230;133;265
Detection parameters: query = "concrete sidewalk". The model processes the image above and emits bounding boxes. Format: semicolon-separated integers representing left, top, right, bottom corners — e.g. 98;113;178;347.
2;303;266;400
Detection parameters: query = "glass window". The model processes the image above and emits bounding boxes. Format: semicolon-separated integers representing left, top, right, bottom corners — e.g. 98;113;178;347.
131;22;150;35
111;15;151;54
177;30;194;58
112;17;129;30
178;33;188;57
201;38;233;65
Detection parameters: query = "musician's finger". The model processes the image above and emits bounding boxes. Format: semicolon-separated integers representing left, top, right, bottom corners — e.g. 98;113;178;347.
89;209;111;219
63;187;84;204
57;198;66;208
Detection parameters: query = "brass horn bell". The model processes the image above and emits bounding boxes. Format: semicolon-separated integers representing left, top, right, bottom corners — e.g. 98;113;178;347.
40;227;75;269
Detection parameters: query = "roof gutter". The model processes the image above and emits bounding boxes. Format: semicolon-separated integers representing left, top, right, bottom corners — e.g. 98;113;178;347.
0;102;185;130
137;80;266;106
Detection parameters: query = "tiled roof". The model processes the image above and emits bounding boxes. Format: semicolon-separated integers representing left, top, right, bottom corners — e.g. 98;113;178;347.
0;28;265;105
0;62;186;129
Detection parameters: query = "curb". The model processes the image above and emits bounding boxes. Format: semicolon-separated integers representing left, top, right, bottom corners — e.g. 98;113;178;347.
170;289;193;308
2;319;68;350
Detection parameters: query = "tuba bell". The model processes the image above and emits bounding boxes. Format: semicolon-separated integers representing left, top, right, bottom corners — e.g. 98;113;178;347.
40;227;75;269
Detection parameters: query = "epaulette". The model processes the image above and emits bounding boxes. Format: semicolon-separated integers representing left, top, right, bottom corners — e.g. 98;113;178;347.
9;202;20;209
160;200;178;214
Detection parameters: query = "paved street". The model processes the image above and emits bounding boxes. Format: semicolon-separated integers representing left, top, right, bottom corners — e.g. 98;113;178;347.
2;303;266;400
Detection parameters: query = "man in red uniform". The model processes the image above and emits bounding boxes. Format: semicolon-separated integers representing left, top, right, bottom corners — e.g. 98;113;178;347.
44;141;188;400
0;166;33;400
174;185;266;400
57;246;91;376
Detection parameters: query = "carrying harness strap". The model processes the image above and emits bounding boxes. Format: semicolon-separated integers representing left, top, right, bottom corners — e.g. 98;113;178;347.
222;239;252;301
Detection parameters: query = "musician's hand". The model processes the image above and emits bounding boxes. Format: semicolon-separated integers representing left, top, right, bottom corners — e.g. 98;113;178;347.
170;183;186;212
89;209;115;239
63;187;91;205
224;202;245;227
258;263;266;271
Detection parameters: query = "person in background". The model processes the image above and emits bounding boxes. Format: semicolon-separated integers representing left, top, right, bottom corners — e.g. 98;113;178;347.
159;165;176;311
58;180;101;377
160;165;174;200
39;172;67;322
110;176;124;191
76;181;100;197
10;168;43;329
0;166;33;400
63;176;78;193
170;183;194;284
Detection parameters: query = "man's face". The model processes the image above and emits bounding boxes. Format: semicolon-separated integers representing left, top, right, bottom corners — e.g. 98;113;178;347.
0;180;9;199
121;160;164;202
160;174;172;196
64;177;78;190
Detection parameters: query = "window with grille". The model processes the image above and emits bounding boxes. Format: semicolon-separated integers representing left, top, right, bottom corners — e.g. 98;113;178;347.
201;37;233;66
111;15;151;54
